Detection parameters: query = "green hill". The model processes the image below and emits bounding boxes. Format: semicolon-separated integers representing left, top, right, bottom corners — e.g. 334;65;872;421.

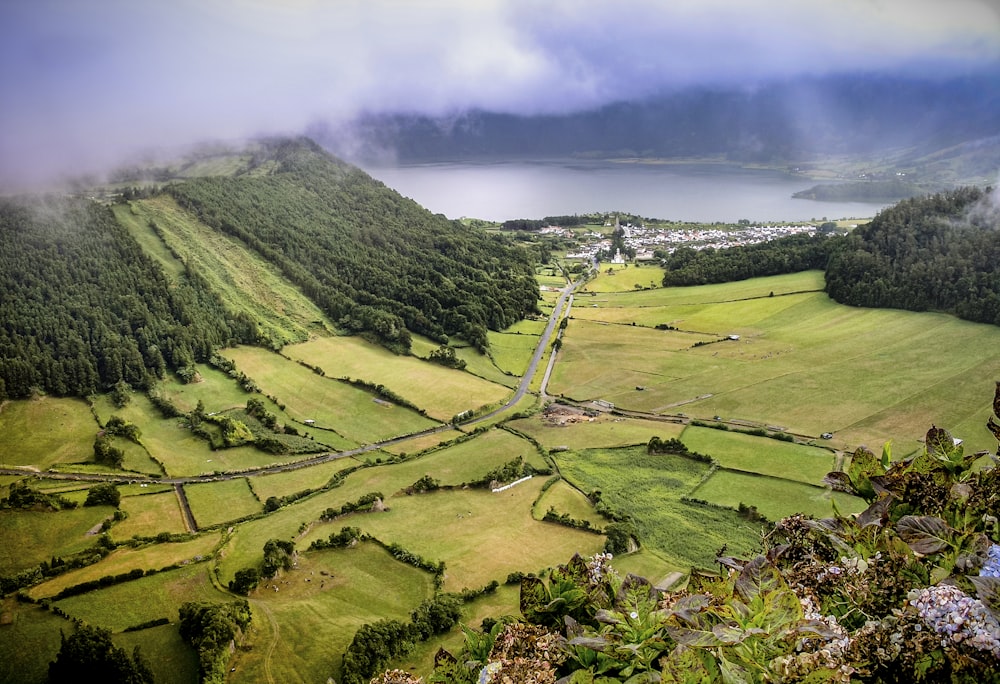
0;138;540;400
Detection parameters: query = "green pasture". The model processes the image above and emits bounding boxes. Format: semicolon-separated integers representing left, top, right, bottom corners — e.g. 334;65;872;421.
679;426;836;484
401;427;547;486
610;549;684;586
248;457;360;502
0;597;71;684
54;562;228;632
692;470;866;521
91;392;284;477
284;336;511;422
455;340;519;388
223;345;438;443
234;543;435;684
114;623;199;684
302;478;605;593
118;196;332;346
552;274;1000;453
554;446;763;569
380;428;466;457
117;439;163;476
0;397;95;469
504;316;549;335
536;273;568;289
582;263;666;293
184;478;262;529
506;414;685;451
0;507;110;575
112;490;191;539
29;534;220;600
532;479;606;528
487;332;540;376
602;270;826;307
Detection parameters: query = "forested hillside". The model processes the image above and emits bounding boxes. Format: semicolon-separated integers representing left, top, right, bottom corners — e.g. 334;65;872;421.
168;138;539;353
0;196;257;400
825;187;1000;324
0;138;540;400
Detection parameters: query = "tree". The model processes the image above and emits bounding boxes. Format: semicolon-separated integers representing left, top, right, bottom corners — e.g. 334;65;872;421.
229;567;260;596
93;434;125;468
49;624;153;684
84;483;121;508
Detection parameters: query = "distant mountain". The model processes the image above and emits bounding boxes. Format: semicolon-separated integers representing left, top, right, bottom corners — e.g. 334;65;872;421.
320;73;1000;178
0;138;540;400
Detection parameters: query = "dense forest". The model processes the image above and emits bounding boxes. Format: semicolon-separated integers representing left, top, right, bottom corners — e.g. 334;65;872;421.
0;196;257;400
658;233;836;286
168;138;539;353
825;187;1000;324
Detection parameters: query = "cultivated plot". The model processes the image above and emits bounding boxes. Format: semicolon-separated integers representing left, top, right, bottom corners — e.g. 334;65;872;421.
183;478;262;529
284;336;511;422
223;346;439;443
692;470;865;521
0;397;95;469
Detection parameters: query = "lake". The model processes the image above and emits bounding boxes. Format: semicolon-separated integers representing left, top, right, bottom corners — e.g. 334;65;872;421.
362;159;891;223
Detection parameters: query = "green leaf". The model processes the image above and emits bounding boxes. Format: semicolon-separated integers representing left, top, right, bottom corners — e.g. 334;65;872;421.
896;515;954;555
520;575;551;624
846;446;881;502
734;556;785;603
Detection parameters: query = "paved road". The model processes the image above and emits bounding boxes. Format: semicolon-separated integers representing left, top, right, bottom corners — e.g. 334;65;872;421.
0;266;595;488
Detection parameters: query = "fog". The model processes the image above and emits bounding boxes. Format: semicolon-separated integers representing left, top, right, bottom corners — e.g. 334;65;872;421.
1;0;998;187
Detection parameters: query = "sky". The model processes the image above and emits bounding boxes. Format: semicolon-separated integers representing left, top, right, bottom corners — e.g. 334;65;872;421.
1;0;999;187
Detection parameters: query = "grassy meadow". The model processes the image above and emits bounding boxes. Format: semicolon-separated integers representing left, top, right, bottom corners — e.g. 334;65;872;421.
284;335;512;422
223;345;439;443
0;397;95;469
691;470;865;521
183;479;262;529
553;271;1000;453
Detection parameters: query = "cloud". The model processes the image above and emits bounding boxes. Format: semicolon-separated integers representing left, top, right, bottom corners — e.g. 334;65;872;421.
1;0;998;186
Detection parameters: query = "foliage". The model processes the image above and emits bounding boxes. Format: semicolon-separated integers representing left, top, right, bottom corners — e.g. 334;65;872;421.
167;138;539;352
0;195;256;399
826;187;1000;326
660;232;835;286
428;344;468;370
48;623;154;684
261;539;295;579
84;483;121;508
0;481;77;511
178;600;252;684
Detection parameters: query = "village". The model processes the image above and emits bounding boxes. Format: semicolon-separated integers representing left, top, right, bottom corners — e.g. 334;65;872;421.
557;217;817;262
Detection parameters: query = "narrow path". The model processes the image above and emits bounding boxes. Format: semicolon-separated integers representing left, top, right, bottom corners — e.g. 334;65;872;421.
655;571;684;592
253;601;279;684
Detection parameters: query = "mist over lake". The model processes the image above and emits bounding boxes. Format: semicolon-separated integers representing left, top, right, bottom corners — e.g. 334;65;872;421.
363;160;893;223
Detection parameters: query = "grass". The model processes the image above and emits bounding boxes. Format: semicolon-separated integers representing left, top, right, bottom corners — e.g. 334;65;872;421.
222;346;438;443
29;534;221;600
692;470;866;521
184;478;262;529
54;562;229;632
379;428;467;457
0;507;111;575
508;413;684;450
301;478;605;593
283;336;511;422
679;426;837;484
116;196;333;347
399;427;547;486
532;479;606;528
112;491;191;539
582;263;667;293
554;446;764;569
114;623;200;684
233;542;435;684
553;273;1000;453
248;457;360;502
487;332;541;376
91;392;283;477
0;597;72;684
0;397;95;469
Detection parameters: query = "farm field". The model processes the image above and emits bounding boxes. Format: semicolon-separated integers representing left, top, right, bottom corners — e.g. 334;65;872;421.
552;272;1000;453
0;507;112;575
509;413;685;450
580;262;667;293
0;397;95;469
691;469;866;521
553;446;764;568
283;335;511;422
679;426;836;484
183;478;262;529
112;490;190;539
532;478;607;528
223;345;439;443
28;534;221;600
